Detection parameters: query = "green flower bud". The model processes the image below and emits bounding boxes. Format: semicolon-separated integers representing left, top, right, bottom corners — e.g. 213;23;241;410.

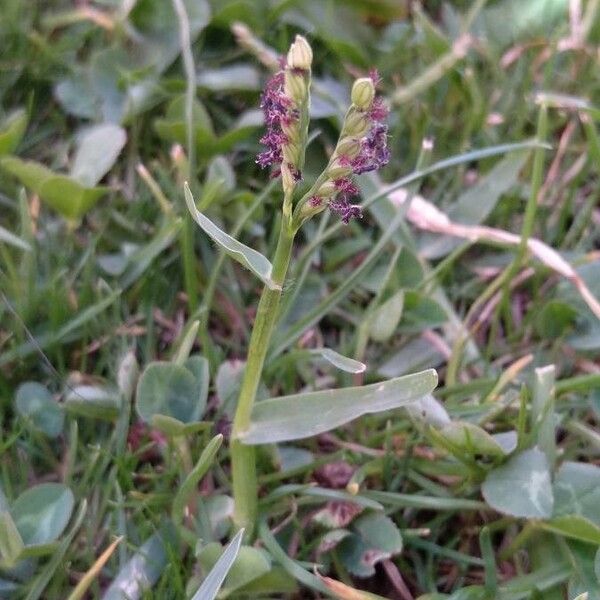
297;197;326;223
343;109;369;137
327;157;353;179
351;77;375;110
287;35;313;70
316;180;336;197
335;137;361;159
284;70;307;105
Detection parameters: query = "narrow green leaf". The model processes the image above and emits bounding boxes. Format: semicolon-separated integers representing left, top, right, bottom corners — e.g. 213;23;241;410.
0;223;31;252
539;515;600;545
0;511;25;567
239;369;438;444
258;519;332;597
369;290;405;342
263;484;383;511
173;321;200;366
479;527;497;594
532;365;557;469
197;543;271;596
364;490;487;511
172;434;223;526
191;529;244;600
184;183;278;290
0;109;28;156
310;348;366;373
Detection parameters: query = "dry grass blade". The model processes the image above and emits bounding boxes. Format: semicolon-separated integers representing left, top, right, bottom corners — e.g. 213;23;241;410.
317;573;390;600
67;536;123;600
391;189;600;319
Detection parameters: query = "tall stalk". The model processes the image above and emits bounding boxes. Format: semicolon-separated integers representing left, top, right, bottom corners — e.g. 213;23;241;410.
230;217;295;534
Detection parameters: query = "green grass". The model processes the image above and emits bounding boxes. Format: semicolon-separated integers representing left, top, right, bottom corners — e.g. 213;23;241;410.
1;0;600;598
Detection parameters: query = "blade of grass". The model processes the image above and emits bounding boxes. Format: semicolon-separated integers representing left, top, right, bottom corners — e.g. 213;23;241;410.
191;528;244;600
258;518;333;597
67;536;123;600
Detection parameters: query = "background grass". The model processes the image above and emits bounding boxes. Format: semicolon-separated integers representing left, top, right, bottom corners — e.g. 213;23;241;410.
1;0;600;598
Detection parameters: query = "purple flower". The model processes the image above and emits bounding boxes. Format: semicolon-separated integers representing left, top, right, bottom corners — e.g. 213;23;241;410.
256;69;297;171
334;177;359;197
368;68;382;87
329;196;362;224
351;122;390;175
327;177;362;223
368;96;388;122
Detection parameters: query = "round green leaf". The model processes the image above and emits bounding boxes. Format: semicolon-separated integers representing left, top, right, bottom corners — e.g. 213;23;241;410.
482;448;553;518
553;461;600;525
338;513;402;577
136;361;200;424
184;355;210;419
15;382;64;438
11;483;74;547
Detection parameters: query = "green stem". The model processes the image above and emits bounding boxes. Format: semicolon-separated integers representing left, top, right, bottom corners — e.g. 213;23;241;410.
179;217;198;313
231;217;295;535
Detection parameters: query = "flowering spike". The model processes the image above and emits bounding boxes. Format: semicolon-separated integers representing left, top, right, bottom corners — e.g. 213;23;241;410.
257;35;312;200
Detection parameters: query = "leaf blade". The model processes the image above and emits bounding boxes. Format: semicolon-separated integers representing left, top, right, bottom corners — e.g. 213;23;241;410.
184;183;278;290
240;369;438;444
482;448;554;518
311;348;366;374
191;529;244;600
